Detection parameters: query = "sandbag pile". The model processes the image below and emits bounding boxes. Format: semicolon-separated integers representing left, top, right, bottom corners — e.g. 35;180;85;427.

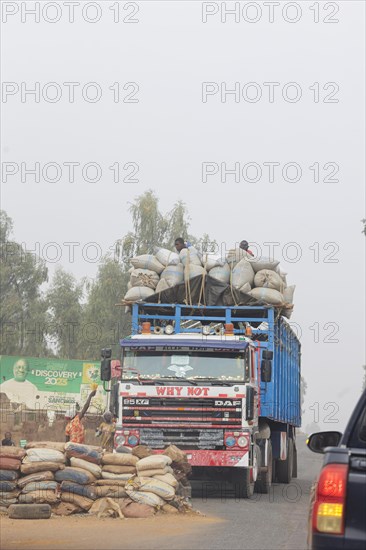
123;246;295;317
0;441;192;518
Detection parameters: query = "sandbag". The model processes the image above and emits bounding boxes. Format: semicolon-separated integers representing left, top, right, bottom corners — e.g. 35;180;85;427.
132;445;153;459
94;485;128;498
60;481;97;501
25;448;66;464
184;265;206;281
55;467;96;485
130;268;160;289
0;498;17;507
130;255;165;274
155;278;171;293
154;247;180;267
136;455;172;472
0;457;21;471
0;490;20;499
153;474;179;488
65;442;102;465
70;457;102;478
179;247;202;267
239;282;251;293
102;464;136;475
94;479;127;487
283;285;295;304
124;286;155;302
25;441;65;452
17;471;54;488
254;269;284;291
18;490;59;504
22;481;58;493
0;447;26;460
61;492;93;511
53;502;83;516
8;503;52;519
231;259;255;289
209;263;231;284
116;445;133;454
160;264;184;286
123;501;155;518
88;497;124;518
125;488;164;508
130;477;175;500
21;461;64;475
102;453;138;466
0;470;18;481
101;472;134;481
1;481;18;493
202;254;225;270
163;445;187;463
138;467;171;477
249;288;284;306
226;248;251;265
248;256;280;273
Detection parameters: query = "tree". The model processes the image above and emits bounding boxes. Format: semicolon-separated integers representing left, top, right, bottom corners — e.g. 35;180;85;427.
0;210;50;356
80;258;130;359
46;267;83;359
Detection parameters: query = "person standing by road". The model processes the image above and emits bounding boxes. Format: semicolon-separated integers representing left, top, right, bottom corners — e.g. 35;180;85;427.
65;389;97;444
1;432;15;446
95;411;116;451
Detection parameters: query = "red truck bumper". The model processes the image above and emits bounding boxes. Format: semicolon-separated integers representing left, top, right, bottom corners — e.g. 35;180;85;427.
153;449;249;467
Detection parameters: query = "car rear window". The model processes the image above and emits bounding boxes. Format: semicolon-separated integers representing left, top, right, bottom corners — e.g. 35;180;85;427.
349;405;366;449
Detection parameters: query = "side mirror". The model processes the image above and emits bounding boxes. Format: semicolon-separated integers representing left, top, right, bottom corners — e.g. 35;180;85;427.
261;359;272;382
101;358;111;381
306;431;342;454
246;385;255;421
262;350;273;360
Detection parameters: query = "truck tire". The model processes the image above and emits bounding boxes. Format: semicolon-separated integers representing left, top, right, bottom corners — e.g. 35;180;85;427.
233;467;253;499
8;504;52;519
276;438;293;484
292;442;298;478
255;440;272;494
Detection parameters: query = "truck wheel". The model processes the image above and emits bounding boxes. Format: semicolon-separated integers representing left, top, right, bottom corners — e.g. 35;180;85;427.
292;443;298;478
276;438;293;484
255;440;272;494
233;467;254;499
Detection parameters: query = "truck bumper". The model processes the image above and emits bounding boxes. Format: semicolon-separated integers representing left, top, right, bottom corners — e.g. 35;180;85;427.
183;449;249;467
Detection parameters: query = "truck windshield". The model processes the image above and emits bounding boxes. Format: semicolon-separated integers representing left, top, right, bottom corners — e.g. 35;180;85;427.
122;350;247;382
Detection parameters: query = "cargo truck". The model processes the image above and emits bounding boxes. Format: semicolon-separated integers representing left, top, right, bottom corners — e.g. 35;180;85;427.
103;302;301;498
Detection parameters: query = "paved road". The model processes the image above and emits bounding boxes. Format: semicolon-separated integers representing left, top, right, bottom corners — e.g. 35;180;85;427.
1;434;322;550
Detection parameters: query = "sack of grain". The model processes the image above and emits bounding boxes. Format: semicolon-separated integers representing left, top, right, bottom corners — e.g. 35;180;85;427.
163;445;187;463
25;448;65;464
102;465;136;475
249;288;284;306
283;285;295;304
239;282;251;294
101;472;134;481
130;255;165;274
226;248;252;265
60;481;97;501
0;497;18;507
122;501;156;518
136;467;171;477
61;492;93;511
17;471;54;489
70;458;102;478
0;447;26;460
130;268;160;289
184;265;206;281
153;473;179;488
18;490;59;505
179;247;202;266
202;254;225;270
131;445;153;459
0;457;21;471
22;481;58;493
94;485;128;498
102;453;138;467
25;441;65;452
1;490;21;500
0;470;18;481
0;481;17;492
65;442;102;465
209;264;231;284
21;461;64;475
231;259;255;289
94;479;128;487
155;278;171;293
254;269;284;291
55;467;96;485
154;247;180;267
136;455;172;472
53;502;83;516
124;286;155;302
160;264;184;286
248;256;280;273
131;477;175;501
125;488;164;508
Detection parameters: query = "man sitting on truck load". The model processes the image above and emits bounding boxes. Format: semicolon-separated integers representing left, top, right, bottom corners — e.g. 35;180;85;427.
239;240;254;257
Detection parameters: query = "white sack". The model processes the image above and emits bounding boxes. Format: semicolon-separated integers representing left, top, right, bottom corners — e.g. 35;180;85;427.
130;269;160;289
248;256;280;273
209;264;231;284
136;455;172;472
184;265;206;281
249;288;284;306
154;247;180;267
124;287;155;302
130;255;165;274
226;248;252;266
283;285;296;304
160;264;184;286
254;269;285;292
231;259;255;289
201;254;225;270
179;247;202;266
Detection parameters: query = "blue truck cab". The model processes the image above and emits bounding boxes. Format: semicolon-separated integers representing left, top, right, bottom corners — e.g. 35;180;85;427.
113;302;301;498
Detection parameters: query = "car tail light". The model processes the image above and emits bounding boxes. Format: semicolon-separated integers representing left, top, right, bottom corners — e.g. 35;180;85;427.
312;464;348;535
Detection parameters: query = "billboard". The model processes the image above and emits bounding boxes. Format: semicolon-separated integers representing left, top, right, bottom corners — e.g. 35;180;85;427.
0;355;106;413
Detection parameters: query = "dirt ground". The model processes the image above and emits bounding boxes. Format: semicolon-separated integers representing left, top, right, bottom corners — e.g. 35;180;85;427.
0;513;223;550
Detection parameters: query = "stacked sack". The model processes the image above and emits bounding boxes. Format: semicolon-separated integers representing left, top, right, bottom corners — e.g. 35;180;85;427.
0;446;24;509
18;442;66;508
123;245;295;318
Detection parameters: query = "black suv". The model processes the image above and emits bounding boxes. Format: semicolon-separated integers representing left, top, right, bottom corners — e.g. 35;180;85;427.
307;389;366;549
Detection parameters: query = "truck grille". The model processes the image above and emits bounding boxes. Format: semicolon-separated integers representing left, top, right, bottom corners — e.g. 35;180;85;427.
138;428;224;450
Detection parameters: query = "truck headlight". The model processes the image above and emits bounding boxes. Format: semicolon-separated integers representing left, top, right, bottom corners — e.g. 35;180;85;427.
115;435;126;446
237;435;249;448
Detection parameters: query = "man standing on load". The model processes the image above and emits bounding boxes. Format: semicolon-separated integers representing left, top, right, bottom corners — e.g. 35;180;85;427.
239;240;254;257
65;389;97;444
